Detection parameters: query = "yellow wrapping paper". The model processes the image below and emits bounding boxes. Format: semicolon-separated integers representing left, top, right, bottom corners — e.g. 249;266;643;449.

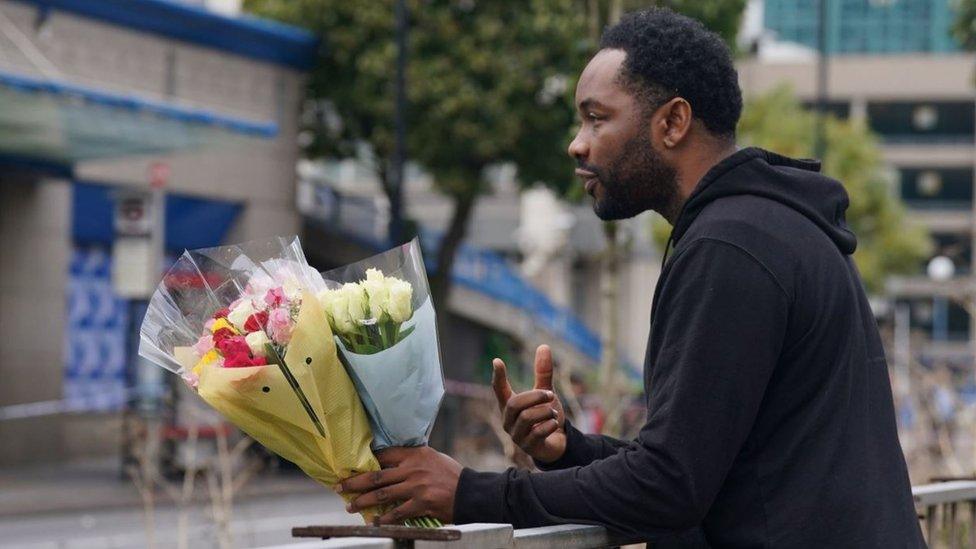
192;292;382;521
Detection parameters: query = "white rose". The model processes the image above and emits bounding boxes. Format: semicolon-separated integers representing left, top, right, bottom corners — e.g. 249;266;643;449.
316;289;335;311
317;289;339;331
227;300;257;332
387;279;414;323
360;268;389;320
327;288;353;334
245;331;271;357
343;282;369;325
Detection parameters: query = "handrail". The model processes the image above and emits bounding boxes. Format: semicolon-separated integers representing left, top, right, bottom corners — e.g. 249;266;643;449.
912;480;976;548
259;523;628;549
259;482;976;549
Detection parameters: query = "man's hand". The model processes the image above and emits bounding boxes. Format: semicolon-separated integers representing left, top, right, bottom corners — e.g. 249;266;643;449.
340;446;462;524
492;344;567;463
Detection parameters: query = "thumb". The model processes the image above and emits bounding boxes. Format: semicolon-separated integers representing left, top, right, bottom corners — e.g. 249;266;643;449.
491;358;513;410
533;345;554;391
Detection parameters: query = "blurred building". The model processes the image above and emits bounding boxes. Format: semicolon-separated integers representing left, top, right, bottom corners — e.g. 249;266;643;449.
0;0;315;466
300;157;656;441
739;0;975;365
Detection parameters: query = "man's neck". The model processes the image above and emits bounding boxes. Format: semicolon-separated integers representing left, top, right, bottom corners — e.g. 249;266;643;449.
665;141;738;224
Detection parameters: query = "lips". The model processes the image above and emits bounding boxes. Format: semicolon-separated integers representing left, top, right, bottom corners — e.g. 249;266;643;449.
584;177;597;195
575;169;598;196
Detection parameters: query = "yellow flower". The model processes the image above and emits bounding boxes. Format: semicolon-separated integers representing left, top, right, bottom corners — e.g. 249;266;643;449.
211;318;238;335
192;349;220;376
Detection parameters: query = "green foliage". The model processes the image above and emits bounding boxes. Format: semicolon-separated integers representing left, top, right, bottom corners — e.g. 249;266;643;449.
245;0;586;198
953;0;976;51
654;86;931;293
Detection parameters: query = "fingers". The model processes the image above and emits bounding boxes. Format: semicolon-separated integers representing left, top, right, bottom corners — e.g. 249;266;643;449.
521;417;560;452
376;498;426;525
533;345;554;391
338;467;409;494
502;389;555;432
348;481;415;512
510;403;559;446
375;446;420;468
491;358;513;411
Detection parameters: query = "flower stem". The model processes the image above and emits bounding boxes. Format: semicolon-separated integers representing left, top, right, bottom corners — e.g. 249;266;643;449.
264;343;326;437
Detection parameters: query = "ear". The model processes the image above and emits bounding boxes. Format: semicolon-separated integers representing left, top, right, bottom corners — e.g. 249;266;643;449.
652;97;693;149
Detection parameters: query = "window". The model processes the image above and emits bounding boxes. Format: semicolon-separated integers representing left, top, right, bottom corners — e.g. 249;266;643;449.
869;102;975;142
900;167;973;209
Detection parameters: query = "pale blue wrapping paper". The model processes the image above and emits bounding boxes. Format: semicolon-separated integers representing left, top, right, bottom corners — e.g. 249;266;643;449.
335;298;444;449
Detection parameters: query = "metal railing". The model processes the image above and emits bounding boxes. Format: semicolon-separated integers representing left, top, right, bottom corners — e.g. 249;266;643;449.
260;523;624;549
914;480;976;549
257;481;976;549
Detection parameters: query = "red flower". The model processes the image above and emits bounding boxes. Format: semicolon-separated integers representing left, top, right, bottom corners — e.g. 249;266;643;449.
212;327;237;345
213;307;230;320
223;352;268;368
244;310;269;333
216;335;251;357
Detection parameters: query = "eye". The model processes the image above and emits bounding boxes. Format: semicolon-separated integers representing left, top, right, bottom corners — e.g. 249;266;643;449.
586;111;602;121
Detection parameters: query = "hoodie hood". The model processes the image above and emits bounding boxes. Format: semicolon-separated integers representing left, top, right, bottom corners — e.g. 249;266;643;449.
670;147;857;255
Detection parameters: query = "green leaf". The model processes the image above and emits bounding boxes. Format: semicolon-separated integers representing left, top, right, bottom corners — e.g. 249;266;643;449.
395;325;416;344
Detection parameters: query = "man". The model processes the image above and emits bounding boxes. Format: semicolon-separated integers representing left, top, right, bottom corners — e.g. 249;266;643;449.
340;8;925;547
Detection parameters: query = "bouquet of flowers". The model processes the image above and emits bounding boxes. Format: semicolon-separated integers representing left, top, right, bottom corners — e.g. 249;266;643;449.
318;238;444;450
139;237;391;523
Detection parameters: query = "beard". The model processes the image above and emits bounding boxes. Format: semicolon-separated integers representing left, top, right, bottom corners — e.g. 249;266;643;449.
581;132;679;221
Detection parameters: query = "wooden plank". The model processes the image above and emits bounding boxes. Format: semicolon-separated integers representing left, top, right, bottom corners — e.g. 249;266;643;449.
292;525;462;542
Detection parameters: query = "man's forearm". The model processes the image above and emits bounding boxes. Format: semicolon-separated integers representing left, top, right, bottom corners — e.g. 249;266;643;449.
533;419;632;471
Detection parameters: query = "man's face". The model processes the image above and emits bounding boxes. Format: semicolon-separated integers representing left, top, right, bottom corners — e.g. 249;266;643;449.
568;49;678;221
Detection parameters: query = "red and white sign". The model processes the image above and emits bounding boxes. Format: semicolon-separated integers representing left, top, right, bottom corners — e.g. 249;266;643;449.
149;161;170;189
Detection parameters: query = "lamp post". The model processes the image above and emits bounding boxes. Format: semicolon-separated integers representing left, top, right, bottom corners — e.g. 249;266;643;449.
928;255;955;342
389;0;408;244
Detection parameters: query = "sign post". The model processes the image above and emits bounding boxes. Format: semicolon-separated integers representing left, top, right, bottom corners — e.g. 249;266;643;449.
114;162;169;477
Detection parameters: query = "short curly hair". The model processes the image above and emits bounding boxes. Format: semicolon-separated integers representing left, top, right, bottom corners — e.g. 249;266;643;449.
600;8;742;139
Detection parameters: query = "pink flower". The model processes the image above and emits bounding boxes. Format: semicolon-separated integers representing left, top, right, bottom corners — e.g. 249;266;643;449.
193;335;214;356
183;371;200;389
265;287;287;308
267;307;293;345
204;318;216;331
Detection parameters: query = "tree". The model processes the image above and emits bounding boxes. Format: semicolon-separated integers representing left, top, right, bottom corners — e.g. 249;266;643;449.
245;0;587;309
952;0;976;51
653;85;931;294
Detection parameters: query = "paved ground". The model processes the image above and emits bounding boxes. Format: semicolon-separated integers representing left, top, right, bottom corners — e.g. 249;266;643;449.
0;458;357;548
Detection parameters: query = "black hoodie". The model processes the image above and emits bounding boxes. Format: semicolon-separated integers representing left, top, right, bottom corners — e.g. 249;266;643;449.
453;148;925;547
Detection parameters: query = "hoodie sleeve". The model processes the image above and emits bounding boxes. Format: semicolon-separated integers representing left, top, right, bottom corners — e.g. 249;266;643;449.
453;239;789;540
532;418;632;471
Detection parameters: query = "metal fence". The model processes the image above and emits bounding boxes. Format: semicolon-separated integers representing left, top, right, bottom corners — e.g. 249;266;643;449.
257;480;976;549
915;479;976;548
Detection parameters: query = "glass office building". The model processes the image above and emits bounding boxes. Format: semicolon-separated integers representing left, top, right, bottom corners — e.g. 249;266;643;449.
764;0;959;54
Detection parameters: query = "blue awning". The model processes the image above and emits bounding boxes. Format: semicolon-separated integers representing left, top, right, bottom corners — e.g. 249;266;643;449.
72;180;242;252
0;70;279;163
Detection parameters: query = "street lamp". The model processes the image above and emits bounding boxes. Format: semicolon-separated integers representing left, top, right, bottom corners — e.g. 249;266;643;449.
928;255;956;342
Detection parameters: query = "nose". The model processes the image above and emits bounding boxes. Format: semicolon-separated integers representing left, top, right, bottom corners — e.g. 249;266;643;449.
567;128;588;160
